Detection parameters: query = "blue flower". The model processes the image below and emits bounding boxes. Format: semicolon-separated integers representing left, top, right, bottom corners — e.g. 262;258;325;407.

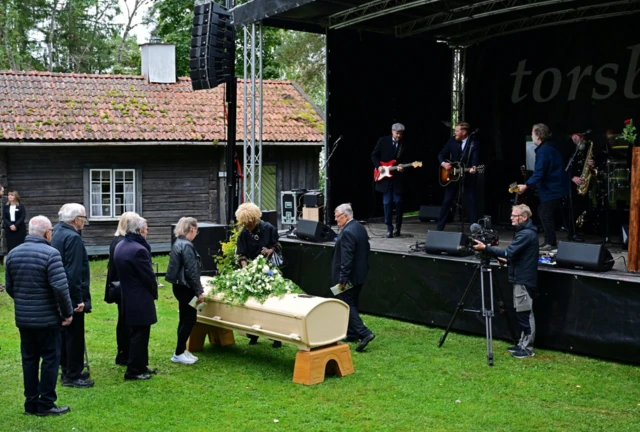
267;270;274;276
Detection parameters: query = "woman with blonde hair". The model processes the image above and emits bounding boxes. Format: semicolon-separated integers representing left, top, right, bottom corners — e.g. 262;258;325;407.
3;190;27;252
105;211;139;366
165;217;204;365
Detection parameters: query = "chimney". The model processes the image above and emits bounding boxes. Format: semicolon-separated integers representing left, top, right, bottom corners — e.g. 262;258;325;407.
139;38;176;83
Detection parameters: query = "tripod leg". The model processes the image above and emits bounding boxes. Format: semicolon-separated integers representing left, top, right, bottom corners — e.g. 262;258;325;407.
439;266;480;347
481;266;495;366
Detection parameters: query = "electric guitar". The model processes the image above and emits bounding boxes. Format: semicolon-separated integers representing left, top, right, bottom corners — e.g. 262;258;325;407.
438;161;485;186
374;160;423;182
508;166;528;204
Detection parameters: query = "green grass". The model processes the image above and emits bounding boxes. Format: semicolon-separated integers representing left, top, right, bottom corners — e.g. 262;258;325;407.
1;256;639;431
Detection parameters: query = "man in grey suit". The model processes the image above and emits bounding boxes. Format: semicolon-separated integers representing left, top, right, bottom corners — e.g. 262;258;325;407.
332;203;375;352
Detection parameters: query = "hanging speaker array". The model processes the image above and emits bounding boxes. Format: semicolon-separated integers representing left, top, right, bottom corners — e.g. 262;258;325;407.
190;1;234;91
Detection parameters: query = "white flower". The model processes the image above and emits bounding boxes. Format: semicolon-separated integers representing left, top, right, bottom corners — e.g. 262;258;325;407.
263;265;270;273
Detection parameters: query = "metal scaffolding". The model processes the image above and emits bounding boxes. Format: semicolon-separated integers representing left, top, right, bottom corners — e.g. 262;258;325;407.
242;22;263;207
451;46;465;129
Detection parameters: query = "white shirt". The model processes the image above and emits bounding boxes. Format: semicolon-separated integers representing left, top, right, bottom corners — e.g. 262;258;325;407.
461;137;469;152
9;205;16;222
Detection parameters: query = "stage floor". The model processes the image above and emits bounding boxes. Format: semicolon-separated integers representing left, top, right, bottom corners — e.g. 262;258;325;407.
282;216;637;280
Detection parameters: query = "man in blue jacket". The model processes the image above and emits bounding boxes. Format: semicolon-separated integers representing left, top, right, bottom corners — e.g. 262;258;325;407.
472;204;538;358
517;123;570;252
6;216;74;416
51;203;94;388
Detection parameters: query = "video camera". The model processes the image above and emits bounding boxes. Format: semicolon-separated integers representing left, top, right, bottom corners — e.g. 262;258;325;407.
468;217;499;248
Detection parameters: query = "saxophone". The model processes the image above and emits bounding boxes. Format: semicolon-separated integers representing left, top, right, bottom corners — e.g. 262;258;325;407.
577;140;596;195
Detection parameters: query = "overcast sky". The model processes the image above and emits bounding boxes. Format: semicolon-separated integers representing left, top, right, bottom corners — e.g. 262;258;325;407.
116;0;152;44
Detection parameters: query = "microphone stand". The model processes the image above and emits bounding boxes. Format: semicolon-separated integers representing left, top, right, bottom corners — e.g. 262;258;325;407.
323;135;343;226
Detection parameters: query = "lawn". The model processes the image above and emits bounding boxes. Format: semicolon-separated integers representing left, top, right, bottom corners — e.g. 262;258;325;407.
0;256;639;431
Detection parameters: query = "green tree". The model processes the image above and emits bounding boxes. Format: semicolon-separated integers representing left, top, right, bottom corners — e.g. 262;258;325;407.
0;0;47;70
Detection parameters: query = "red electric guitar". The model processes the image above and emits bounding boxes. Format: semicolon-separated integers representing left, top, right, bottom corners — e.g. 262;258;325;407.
373;160;423;182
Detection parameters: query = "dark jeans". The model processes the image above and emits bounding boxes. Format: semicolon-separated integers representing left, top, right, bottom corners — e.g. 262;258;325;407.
127;325;150;376
438;179;478;230
563;190;589;238
538;197;566;245
336;284;371;339
173;285;197;356
115;301;130;364
383;185;403;231
60;311;85;380
20;327;61;413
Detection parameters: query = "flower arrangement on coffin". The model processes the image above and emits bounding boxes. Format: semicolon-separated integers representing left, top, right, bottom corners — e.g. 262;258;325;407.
622;119;637;145
206;255;301;305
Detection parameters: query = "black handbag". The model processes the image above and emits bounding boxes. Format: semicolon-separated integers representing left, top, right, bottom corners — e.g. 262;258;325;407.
109;281;121;302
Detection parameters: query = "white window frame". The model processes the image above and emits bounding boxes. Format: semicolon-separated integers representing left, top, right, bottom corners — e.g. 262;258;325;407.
84;168;141;221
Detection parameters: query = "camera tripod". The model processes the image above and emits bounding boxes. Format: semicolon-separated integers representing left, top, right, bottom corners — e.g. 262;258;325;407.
438;255;516;366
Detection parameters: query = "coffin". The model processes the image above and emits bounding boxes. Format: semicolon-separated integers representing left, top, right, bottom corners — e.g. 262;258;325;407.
198;276;349;351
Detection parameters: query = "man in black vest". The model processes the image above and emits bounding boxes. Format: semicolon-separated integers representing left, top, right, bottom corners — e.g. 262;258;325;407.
437;121;480;230
371;123;407;238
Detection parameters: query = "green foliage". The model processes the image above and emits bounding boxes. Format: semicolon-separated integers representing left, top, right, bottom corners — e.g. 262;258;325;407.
214;223;240;275
622;119;637;145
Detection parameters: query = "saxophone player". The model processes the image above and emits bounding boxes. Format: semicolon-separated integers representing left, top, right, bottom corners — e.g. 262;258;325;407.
567;133;596;242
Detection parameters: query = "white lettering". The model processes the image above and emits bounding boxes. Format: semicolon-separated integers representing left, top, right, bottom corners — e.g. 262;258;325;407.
510;59;531;103
624;42;640;99
567;65;593;101
592;64;618;100
533;68;562;103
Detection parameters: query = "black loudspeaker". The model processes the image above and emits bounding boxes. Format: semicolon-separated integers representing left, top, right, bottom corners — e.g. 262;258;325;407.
303;191;324;208
556;242;614;272
171;222;227;272
295;219;337;242
189;1;234;91
261;210;277;227
622;224;629;249
424;230;473;256
419;205;440;223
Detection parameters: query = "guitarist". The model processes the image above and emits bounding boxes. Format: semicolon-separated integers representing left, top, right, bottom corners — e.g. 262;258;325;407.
437;121;480;231
371;123;407;238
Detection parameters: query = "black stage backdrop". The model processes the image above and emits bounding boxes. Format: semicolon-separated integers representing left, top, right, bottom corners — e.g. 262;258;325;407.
465;15;640;224
326;30;452;221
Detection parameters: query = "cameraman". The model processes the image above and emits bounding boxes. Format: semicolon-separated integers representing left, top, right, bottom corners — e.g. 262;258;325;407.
472;204;538;359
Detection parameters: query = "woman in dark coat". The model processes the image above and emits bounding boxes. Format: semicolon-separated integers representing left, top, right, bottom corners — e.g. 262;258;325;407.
165;217;204;365
3;190;27;252
113;215;158;381
105;211;138;366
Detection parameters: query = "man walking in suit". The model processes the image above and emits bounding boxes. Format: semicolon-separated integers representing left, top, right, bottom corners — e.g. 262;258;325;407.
437;121;480;230
332;203;375;352
371;123;407;238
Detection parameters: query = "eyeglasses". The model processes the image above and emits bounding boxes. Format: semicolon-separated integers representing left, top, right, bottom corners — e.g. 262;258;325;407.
76;215;87;220
335;213;345;219
510;214;523;218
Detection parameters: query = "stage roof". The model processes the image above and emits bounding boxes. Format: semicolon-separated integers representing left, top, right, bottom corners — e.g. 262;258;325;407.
232;0;640;45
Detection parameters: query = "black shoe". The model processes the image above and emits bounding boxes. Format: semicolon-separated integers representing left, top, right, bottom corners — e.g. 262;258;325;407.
62;378;94;388
124;373;152;381
62;371;90;382
248;335;259;345
386;230;393;238
356;333;376;352
393;229;401;237
342;336;359;343
506;345;520;353
24;411;37;416
145;368;158;375
272;340;282;348
37;406;70;416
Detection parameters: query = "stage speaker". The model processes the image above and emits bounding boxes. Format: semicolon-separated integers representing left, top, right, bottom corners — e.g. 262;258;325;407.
189;1;234;91
303;191;324;208
261;210;278;227
295;219;336;242
171;222;226;271
419;205;440;223
622;224;629;248
556;242;614;272
424;230;473;256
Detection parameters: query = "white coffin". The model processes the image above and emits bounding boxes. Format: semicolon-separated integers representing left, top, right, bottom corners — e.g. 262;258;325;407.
199;276;349;350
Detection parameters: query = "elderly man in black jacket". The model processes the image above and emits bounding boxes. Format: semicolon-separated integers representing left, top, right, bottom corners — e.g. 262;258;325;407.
114;215;158;380
51;203;94;389
6;216;74;416
332;203;375;352
472;204;538;359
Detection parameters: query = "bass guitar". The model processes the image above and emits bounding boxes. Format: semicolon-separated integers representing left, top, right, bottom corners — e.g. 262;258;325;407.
439;161;485;186
374;160;423;182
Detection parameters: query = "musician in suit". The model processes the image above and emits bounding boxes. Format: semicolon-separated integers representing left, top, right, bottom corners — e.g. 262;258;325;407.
371;123;407;238
332;203;375;352
437;122;480;230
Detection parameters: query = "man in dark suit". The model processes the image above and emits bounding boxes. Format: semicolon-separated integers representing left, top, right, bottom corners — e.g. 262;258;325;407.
437;121;481;230
332;203;375;352
371;123;407;238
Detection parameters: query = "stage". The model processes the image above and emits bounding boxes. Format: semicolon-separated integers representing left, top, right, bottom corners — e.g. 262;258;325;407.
280;218;640;364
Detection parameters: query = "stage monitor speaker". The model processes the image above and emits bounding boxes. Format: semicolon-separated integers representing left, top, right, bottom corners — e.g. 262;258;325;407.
556;242;614;272
171;222;226;272
261;210;277;227
424;230;473;256
621;224;629;248
303;191;324;208
419;205;440;223
295;219;336;242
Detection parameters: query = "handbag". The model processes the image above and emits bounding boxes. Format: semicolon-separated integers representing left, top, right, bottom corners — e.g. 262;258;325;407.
109;281;122;302
269;251;284;267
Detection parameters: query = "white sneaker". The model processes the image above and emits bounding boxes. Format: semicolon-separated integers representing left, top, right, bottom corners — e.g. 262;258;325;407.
184;351;199;362
171;353;196;365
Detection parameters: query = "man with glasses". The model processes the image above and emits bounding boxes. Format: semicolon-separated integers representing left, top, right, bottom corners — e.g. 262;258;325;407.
472;204;538;359
51;204;94;388
332;203;375;352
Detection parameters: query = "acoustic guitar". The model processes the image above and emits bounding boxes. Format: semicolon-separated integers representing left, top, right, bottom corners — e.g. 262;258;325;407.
508;166;528;204
438;161;485;186
374;160;423;182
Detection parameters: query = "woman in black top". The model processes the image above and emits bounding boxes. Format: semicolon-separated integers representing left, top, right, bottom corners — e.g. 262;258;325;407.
3;190;27;253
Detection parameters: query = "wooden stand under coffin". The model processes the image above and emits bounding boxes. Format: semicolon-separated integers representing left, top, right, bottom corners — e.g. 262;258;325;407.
187;277;355;385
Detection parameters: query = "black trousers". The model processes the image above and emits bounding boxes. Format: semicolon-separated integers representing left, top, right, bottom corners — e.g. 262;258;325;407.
115;301;130;364
538;197;571;245
60;311;85;380
20;327;61;413
563;190;589;237
438;179;478;230
173;284;197;356
5;224;27;252
127;325;150;376
337;284;371;339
